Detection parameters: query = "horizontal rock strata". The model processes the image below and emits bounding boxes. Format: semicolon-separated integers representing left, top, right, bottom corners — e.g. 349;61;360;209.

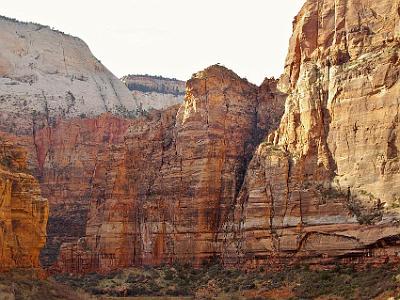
232;0;400;267
54;65;286;273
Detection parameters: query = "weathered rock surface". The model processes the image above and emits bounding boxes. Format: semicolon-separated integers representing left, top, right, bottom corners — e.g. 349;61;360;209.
0;139;48;271
54;65;286;273
233;0;400;267
0;15;139;135
121;75;185;111
33;114;134;267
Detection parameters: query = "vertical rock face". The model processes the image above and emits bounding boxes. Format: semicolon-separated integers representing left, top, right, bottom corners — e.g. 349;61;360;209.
121;75;185;111
235;0;400;267
54;65;286;273
32;114;134;267
146;66;267;264
256;78;288;142
0;139;48;271
55;107;180;273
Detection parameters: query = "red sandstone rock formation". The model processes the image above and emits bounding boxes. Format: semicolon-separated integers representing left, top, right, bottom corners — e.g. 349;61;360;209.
0;139;48;271
233;0;400;267
54;66;286;273
32;114;134;266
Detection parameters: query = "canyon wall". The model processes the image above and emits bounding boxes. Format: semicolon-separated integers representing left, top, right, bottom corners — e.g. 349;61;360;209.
0;139;48;271
54;65;286;273
233;0;400;267
33;114;134;267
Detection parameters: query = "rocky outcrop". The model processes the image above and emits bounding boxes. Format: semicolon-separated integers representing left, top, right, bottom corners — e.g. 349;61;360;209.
121;75;185;111
0;15;139;135
0;139;48;271
233;0;400;267
54;66;286;273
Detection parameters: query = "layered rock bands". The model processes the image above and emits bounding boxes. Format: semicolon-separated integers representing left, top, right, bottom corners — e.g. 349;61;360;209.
235;0;400;268
40;66;285;273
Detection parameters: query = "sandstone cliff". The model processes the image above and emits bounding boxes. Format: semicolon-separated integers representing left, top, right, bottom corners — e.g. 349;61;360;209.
33;114;134;267
0;139;48;271
121;75;185;111
53;65;286;273
233;0;400;267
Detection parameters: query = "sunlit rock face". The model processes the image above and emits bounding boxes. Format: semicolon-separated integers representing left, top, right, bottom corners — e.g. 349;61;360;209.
0;139;48;271
232;0;400;267
54;65;286;273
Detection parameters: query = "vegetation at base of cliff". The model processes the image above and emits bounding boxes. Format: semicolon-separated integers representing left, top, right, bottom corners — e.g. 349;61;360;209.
53;263;400;300
0;269;95;300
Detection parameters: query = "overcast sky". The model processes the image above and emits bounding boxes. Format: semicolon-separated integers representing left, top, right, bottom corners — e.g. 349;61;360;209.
3;0;304;84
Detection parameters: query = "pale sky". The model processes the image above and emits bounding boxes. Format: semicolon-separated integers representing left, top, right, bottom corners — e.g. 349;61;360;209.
3;0;304;84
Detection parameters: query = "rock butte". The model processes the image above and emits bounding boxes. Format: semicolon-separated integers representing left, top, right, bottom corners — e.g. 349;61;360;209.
1;0;400;274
